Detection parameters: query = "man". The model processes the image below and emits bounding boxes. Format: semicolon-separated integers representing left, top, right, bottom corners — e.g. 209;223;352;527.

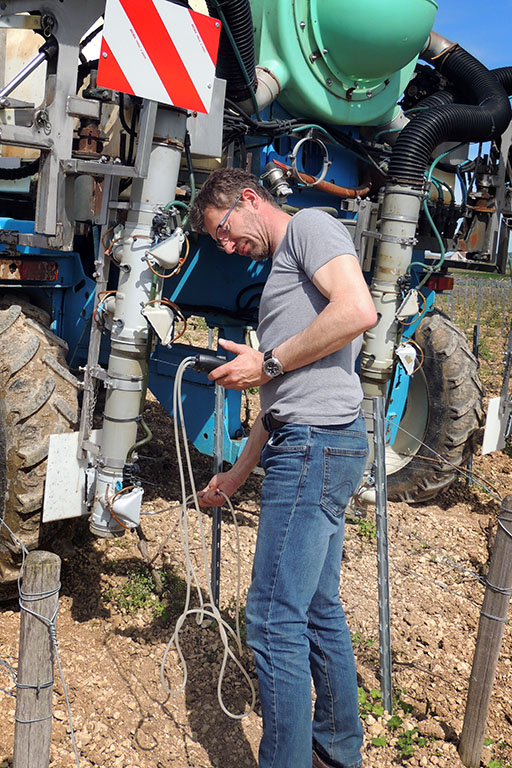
190;167;377;768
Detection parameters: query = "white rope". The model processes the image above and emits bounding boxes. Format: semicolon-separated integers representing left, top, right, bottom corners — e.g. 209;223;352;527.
160;358;256;719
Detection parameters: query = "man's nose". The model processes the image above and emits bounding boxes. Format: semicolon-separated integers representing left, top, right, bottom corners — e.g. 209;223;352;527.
222;239;236;254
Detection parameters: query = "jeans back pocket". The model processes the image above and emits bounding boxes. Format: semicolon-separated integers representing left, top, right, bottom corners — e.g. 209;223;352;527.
320;444;368;518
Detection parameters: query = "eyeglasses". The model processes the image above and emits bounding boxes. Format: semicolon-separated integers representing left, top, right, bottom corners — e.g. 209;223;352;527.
215;193;242;248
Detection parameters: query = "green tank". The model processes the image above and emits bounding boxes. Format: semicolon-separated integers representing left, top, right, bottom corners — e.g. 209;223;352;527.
251;0;438;125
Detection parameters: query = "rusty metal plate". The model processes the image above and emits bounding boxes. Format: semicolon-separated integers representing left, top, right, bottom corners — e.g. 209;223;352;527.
0;258;58;281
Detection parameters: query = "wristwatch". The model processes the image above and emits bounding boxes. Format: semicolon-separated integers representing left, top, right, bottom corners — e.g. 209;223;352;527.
262;349;285;378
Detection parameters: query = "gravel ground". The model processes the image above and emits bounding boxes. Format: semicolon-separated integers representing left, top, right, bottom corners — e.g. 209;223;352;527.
1;395;511;768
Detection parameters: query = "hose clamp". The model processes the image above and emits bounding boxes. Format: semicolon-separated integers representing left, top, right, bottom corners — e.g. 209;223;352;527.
289;135;331;186
362;230;417;248
103;413;143;423
104;373;144;392
380;213;419;225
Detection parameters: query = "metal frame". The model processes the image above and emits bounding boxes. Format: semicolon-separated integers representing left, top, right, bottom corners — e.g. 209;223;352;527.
0;2;157;250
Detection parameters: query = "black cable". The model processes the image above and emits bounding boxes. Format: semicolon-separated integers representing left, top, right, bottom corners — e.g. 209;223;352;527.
235;282;265;311
126;104;138;166
118;92;137;138
79;23;104;52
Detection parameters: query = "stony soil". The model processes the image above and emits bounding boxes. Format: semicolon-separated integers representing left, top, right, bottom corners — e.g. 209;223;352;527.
1;392;511;768
1;311;512;768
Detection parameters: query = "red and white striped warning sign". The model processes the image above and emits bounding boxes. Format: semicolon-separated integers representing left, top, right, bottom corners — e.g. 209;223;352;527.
97;0;221;114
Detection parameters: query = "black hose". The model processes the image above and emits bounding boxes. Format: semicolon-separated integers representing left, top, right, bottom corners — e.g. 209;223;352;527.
205;0;256;103
0;159;39;180
412;90;456;110
388;46;512;186
492;67;512;95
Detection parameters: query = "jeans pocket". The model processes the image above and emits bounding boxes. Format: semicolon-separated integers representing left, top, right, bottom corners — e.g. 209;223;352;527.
320;446;368;517
265;426;307;452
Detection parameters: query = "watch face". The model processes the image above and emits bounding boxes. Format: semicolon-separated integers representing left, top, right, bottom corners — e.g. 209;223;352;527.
264;359;283;377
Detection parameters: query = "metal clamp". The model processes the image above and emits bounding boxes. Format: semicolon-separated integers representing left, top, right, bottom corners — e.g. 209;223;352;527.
289;135;331;187
97;456;127;470
104;376;143;392
103;413;143;423
362;229;417;248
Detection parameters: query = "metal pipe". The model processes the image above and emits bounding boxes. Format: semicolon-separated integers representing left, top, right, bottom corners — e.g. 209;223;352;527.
360;186;422;394
374;396;393;714
421;30;457;61
211;381;225;606
90;107;188;537
0;42;56;100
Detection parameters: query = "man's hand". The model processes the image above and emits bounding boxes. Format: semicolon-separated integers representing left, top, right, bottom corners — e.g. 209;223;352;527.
198;470;243;507
208;338;269;390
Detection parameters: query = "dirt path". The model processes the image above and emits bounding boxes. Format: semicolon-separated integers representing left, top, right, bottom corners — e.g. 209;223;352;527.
1;400;511;768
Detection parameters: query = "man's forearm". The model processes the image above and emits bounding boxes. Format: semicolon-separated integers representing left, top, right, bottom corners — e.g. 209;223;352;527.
229;410;268;483
273;297;375;373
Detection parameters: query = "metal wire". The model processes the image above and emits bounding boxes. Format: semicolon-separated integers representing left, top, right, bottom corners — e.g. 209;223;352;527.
0;516;81;768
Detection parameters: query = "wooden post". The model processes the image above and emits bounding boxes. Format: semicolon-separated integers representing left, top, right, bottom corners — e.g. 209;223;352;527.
459;496;512;768
13;551;61;768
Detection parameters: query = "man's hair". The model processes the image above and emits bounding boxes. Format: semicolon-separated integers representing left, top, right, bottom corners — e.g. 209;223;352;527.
189;167;276;233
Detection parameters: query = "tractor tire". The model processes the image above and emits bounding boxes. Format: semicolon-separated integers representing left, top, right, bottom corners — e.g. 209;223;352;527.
386;309;484;503
0;302;79;600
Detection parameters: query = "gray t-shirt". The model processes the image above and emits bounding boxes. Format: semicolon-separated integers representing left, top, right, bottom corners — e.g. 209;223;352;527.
257;208;364;425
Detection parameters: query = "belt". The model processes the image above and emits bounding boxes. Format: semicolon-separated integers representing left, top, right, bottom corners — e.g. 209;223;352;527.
262;412;286;433
262;412;357;432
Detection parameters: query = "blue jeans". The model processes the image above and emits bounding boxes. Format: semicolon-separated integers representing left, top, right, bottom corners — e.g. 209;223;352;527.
245;415;368;768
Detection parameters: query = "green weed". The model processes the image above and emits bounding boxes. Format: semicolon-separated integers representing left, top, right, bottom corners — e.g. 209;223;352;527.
485;739;512;768
358;687;384;718
357;518;376;541
396;728;428;758
102;563;187;622
351;631;374;650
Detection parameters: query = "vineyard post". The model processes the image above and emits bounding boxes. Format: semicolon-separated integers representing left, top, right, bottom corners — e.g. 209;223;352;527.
459;496;512;767
13;551;61;768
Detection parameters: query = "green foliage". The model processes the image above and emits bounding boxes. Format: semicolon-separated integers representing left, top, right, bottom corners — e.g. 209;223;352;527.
393;689;414;714
478;336;492;360
357;517;376;541
485;739;512;768
371;736;387;747
351;631;374;649
102;563;187;622
191;315;208;330
358;687;384;718
396;728;428;758
103;565;155;613
387;714;403;731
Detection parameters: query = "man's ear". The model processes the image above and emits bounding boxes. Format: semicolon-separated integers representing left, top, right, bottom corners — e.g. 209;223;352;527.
241;187;261;209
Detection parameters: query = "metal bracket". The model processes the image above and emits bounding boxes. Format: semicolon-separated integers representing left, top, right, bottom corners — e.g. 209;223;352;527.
82;440;100;456
89;365;107;382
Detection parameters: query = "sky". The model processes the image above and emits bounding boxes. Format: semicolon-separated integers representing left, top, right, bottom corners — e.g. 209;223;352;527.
433;1;511;69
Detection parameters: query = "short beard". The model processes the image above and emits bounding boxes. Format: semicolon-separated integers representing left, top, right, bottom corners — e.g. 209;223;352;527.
248;239;272;262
